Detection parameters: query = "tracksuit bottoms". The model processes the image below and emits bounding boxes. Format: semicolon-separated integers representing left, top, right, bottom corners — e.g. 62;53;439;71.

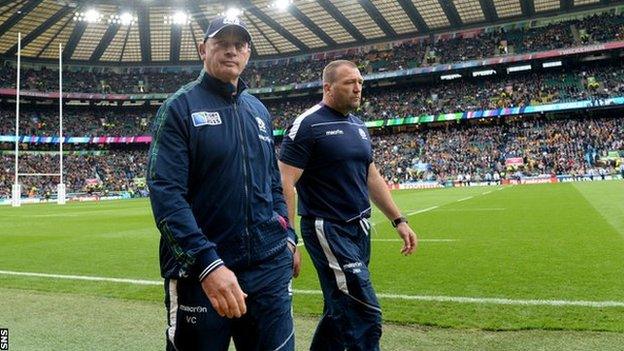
301;216;382;351
164;246;294;351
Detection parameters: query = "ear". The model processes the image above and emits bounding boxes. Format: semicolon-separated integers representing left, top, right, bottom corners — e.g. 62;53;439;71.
198;42;206;60
323;82;332;96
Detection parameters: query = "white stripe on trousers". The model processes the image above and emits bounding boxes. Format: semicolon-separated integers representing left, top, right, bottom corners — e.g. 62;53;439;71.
314;218;349;294
167;279;179;350
358;218;370;236
272;328;295;351
314;218;382;313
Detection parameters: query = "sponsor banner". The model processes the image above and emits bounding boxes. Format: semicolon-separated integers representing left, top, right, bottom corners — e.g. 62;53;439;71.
1;95;623;144
0;150;106;155
394;181;443;190
365;120;385;128
505;175;558;185
558;174;619;182
505;157;524;166
436;112;462;122
385;118;404;126
418;115;436;124
0;135;151;144
0;193;133;206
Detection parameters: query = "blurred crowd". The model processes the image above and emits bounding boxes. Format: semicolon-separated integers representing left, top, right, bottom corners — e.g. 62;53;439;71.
1;114;622;198
1;60;623;136
373;115;624;184
270;61;624;128
0;11;621;92
1;10;623;199
0;108;152;137
0;150;146;198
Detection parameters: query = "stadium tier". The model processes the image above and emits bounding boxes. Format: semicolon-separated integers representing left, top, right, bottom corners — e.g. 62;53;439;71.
0;8;622;209
0;59;623;137
0;10;621;92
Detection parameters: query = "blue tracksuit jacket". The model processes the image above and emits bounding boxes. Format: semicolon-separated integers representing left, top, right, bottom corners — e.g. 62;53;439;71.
147;70;296;282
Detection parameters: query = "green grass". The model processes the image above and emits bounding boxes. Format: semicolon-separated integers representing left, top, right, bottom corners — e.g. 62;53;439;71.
1;181;624;349
3;288;623;351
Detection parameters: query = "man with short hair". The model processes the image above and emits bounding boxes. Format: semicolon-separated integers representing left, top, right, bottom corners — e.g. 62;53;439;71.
279;60;418;350
148;15;298;351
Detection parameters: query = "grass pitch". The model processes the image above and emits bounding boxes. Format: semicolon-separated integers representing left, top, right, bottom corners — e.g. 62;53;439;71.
1;181;623;349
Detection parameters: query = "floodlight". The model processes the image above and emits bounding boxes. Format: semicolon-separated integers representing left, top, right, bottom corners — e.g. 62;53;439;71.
272;0;292;11
119;12;133;26
83;9;100;23
172;11;188;25
224;7;243;19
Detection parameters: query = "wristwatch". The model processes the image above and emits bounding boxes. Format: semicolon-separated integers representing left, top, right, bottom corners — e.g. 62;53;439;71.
391;216;408;228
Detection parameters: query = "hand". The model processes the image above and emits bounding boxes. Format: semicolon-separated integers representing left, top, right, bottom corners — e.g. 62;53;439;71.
288;242;301;278
200;265;247;318
396;222;417;256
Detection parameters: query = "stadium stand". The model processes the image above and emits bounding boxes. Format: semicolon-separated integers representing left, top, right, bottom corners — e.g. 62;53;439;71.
0;11;622;92
373;115;623;184
1;60;622;136
2;112;622;198
1;6;623;201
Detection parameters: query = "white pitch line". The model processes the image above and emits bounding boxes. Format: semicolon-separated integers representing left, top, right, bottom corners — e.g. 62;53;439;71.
0;270;161;286
434;208;505;212
297;238;456;246
482;191;492;195
372;239;457;242
2;270;623;308
407;205;439;216
294;290;624;308
456;196;474;202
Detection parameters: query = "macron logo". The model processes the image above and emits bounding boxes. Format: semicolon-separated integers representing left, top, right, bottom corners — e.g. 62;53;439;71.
325;129;344;136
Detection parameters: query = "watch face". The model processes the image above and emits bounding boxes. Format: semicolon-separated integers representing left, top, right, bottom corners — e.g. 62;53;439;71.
394;217;407;227
392;217;405;227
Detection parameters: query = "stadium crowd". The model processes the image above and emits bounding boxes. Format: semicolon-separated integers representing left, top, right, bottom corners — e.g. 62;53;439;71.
0;11;622;92
373;115;623;184
0;150;146;199
1;10;623;199
2;114;622;198
0;108;152;137
271;61;624;127
1;60;622;136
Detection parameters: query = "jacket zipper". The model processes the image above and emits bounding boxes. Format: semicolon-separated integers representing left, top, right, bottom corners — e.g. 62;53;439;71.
233;100;252;262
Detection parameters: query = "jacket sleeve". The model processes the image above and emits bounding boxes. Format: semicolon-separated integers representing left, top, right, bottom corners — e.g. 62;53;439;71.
147;102;223;282
269;118;298;246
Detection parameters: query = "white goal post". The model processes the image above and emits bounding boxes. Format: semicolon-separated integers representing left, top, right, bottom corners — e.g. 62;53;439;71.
11;34;65;206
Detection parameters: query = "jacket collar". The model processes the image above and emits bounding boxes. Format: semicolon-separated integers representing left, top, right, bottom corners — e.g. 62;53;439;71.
198;69;248;100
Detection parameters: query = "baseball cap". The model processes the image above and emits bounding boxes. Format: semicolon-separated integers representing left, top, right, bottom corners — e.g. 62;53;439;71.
204;15;252;43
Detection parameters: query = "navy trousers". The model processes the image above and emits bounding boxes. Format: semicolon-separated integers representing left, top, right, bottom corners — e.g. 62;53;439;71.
164;246;294;351
301;217;382;351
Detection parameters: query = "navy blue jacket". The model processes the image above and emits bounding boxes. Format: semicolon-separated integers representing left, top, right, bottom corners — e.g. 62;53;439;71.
147;70;296;281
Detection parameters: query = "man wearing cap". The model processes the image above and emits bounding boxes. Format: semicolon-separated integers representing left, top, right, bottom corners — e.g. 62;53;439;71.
148;15;299;350
279;60;418;350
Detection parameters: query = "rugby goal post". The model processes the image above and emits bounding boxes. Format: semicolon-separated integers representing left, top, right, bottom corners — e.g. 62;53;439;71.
11;35;65;206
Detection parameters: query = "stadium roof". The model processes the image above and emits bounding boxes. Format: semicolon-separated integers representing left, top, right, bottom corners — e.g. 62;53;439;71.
0;0;621;65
